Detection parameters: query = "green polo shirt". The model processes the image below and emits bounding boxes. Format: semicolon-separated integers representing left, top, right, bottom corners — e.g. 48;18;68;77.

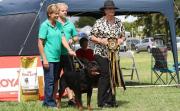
38;19;62;62
57;19;78;55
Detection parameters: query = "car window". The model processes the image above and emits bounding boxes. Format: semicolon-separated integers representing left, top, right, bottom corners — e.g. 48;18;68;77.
126;39;140;44
154;40;163;46
144;39;149;43
133;40;140;44
141;39;146;43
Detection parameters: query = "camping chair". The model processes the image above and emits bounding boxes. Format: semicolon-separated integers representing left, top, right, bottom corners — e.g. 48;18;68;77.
119;51;140;82
151;47;177;84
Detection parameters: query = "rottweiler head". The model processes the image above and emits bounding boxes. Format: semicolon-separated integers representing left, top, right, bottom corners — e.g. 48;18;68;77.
84;61;101;78
75;58;101;77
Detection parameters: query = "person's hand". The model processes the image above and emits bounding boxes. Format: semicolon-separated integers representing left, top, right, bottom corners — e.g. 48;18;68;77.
43;58;49;69
68;39;73;45
68;49;76;56
118;38;124;45
99;38;108;46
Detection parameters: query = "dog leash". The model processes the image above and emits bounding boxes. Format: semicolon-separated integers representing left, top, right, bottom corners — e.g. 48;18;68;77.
74;56;85;69
71;42;85;70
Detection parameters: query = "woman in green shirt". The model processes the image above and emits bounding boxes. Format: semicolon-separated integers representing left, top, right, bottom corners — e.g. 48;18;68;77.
38;4;75;108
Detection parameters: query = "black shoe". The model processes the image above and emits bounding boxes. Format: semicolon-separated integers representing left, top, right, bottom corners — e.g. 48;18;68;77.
68;99;76;106
98;102;119;108
111;102;119;107
98;104;104;108
98;103;113;108
104;103;114;107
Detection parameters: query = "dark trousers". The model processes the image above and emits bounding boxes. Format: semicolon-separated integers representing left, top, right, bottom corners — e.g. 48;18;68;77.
43;62;60;107
59;55;74;95
94;55;116;106
59;55;74;72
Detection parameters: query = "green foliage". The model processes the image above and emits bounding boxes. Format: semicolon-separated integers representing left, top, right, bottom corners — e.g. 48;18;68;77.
134;14;167;37
75;16;96;28
123;22;139;37
123;22;137;32
175;0;180;36
127;0;180;37
177;21;180;36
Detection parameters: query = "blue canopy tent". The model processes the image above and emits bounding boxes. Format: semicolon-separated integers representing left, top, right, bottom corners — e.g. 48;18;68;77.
0;0;179;83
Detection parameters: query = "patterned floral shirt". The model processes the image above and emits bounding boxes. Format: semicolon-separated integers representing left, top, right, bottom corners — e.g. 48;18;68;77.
90;17;125;57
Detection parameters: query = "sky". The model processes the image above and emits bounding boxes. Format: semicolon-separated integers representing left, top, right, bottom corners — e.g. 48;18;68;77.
117;15;137;23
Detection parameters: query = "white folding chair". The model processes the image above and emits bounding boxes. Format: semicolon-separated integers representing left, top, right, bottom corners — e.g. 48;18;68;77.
119;51;140;82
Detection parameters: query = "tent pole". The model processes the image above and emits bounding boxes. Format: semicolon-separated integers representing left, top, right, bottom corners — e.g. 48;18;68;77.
167;17;179;84
18;0;47;55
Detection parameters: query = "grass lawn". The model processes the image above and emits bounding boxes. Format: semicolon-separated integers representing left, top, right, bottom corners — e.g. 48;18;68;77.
0;51;180;111
0;87;180;111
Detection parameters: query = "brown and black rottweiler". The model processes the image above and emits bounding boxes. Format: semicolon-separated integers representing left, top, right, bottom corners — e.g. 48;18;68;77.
57;60;100;110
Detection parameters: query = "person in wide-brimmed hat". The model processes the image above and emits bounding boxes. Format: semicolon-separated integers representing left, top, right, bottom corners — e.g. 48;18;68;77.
90;0;125;108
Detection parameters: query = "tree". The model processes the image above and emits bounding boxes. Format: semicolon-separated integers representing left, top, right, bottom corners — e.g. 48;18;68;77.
175;0;180;36
123;0;180;40
133;14;153;37
143;14;153;37
75;16;96;28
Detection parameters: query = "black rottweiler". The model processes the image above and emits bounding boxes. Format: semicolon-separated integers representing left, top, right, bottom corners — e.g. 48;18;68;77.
57;60;100;110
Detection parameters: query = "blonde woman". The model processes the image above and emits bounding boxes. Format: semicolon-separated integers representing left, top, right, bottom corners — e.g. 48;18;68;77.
38;4;75;108
56;3;78;106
